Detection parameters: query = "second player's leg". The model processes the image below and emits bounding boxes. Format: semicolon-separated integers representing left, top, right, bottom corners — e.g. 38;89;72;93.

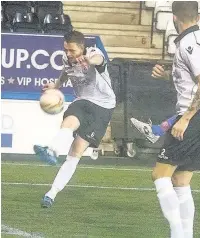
152;162;177;180
172;171;195;238
152;162;184;238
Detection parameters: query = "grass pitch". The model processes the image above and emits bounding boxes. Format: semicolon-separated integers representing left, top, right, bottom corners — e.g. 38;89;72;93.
2;160;200;238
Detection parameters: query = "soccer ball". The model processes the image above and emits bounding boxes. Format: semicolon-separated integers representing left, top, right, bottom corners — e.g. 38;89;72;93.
40;89;65;115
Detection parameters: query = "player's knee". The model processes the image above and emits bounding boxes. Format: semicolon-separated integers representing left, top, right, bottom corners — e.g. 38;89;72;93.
151;169;169;181
61;116;80;130
152;163;176;181
172;175;190;187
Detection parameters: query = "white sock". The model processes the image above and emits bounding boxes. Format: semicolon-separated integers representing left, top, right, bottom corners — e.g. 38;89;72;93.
174;186;195;238
48;128;74;156
46;155;80;200
154;177;184;238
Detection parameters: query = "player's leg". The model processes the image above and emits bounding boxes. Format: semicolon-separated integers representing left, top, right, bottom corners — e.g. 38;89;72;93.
33;115;79;165
172;170;194;238
152;115;177;136
41;100;113;207
152;163;184;238
130;115;176;143
172;111;200;237
42;135;90;208
48;115;80;155
34;101;83;165
130;117;160;143
153;111;200;238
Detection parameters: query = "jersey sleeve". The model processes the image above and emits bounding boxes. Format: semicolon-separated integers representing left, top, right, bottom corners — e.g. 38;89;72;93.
180;34;200;77
87;47;106;63
86;47;107;74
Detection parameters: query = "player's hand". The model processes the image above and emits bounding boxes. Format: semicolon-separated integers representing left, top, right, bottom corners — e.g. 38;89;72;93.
152;64;166;78
42;82;56;91
76;55;89;69
171;117;189;141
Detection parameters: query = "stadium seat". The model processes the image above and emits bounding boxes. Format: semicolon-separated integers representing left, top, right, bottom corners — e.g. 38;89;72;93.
154;1;172;31
35;2;63;24
156;11;173;31
167;35;177;55
155;1;200;31
165;20;177;40
1;10;12;32
4;2;32;19
154;1;172;13
145;1;156;8
165;20;178;55
1;1;7;7
43;13;72;35
13;12;41;33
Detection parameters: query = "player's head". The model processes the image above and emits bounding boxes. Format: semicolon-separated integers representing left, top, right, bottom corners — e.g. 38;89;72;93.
64;31;85;63
172;1;199;34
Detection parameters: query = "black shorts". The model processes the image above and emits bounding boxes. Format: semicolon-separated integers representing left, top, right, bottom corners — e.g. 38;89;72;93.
63;100;114;148
157;111;200;171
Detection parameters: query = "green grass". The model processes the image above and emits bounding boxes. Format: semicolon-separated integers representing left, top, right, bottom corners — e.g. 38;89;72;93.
2;162;200;238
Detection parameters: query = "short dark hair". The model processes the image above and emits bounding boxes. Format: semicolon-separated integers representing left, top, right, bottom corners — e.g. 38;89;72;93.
64;30;85;46
172;1;198;23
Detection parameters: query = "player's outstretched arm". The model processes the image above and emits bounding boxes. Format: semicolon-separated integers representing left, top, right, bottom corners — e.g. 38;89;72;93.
76;54;104;67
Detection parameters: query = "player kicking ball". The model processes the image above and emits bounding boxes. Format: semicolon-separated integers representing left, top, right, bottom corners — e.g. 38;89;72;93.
33;30;116;208
150;2;200;238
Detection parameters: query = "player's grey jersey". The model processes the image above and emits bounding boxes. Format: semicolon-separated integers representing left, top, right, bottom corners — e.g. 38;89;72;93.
62;47;116;109
173;25;200;115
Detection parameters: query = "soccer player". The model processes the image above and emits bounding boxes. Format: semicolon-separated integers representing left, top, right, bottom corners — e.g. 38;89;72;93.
151;2;200;238
33;31;116;208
